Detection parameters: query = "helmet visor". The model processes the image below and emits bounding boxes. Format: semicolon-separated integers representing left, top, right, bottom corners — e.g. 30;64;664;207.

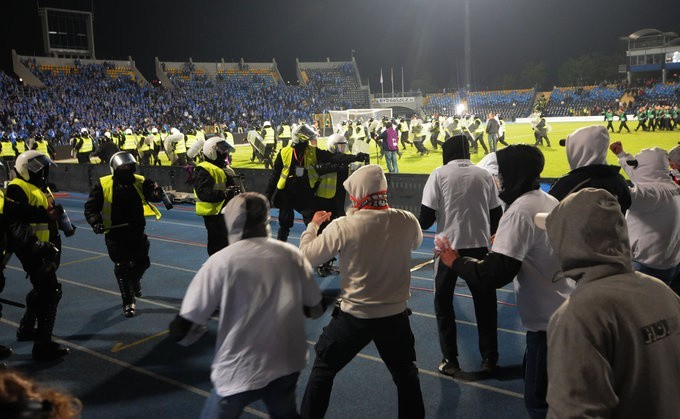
110;152;137;171
27;154;55;174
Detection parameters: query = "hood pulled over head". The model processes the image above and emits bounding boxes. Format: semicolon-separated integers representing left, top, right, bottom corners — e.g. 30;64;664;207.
539;188;632;281
343;164;388;212
442;134;469;164
564;125;610;170
222;192;270;245
496;144;544;206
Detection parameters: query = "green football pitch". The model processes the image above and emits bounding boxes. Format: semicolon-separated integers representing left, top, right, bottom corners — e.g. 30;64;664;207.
81;121;679;178
232;121;680;178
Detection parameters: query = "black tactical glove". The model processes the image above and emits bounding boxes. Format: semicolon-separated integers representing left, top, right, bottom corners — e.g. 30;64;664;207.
92;223;105;234
32;241;59;272
224;186;241;200
355;152;370;164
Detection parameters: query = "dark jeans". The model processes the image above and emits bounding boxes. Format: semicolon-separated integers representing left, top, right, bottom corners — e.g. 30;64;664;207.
200;372;300;419
301;309;424;419
435;247;498;362
524;331;548;419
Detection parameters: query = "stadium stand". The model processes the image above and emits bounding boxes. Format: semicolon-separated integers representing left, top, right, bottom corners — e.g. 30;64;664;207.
299;60;370;109
543;84;624;116
422;89;535;120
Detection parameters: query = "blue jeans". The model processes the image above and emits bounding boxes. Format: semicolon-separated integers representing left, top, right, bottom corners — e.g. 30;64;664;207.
384;150;399;173
487;133;498;153
200;372;300;419
523;331;548;419
633;261;680;289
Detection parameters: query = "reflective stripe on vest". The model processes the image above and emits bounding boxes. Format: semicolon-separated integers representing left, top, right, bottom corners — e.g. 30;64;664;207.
9;178;49;242
263;127;275;143
194;162;226;216
36;140;49;155
277;146;319;190
80;137;93;153
0;142;15;157
316;172;337;199
99;174;161;228
121;134;137;151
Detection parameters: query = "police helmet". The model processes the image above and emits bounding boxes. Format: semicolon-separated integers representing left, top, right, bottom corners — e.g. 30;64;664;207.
15;150;55;183
124;128;133;135
327;133;348;154
109;151;137;173
203;136;230;161
291;124;318;145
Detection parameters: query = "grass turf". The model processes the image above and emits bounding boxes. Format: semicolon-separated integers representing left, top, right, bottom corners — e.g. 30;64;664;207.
76;121;680;178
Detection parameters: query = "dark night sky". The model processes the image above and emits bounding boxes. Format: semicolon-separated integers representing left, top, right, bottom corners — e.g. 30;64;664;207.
3;0;680;90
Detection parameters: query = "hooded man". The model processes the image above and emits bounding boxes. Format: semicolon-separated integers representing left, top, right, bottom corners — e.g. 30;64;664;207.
299;164;425;419
264;124;367;242
169;192;326;419
538;188;680;418
434;144;575;418
549;125;631;214
609;144;680;287
419;135;503;376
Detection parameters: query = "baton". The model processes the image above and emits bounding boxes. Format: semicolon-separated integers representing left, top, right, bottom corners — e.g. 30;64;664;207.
0;297;26;309
410;258;434;272
104;223;130;232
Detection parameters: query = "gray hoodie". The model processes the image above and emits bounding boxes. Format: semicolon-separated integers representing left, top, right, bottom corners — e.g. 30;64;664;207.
544;188;680;419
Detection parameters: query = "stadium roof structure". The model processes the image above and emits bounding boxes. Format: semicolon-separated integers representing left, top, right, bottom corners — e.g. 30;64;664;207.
624;28;678;40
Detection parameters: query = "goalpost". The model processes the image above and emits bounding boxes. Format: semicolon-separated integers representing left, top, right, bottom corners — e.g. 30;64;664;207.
327;108;393;132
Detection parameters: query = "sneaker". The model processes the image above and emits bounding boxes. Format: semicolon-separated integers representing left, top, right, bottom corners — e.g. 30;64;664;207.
32;342;69;362
481;357;497;374
123;303;136;318
438;358;461;377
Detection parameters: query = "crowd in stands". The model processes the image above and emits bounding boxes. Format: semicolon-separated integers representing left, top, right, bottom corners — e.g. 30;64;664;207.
422;89;534;120
3;57;680;146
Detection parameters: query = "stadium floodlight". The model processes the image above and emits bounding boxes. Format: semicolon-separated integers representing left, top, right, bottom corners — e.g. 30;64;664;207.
456;103;466;115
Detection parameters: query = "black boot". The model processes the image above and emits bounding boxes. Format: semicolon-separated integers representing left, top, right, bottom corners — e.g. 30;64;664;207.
116;277;136;317
17;290;38;341
33;341;69;362
277;226;290;243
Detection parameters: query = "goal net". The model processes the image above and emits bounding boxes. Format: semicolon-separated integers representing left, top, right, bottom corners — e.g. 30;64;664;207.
328;108;393;132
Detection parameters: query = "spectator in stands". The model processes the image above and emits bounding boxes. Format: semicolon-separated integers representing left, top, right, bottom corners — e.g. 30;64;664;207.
540;188;680;419
549;125;631;214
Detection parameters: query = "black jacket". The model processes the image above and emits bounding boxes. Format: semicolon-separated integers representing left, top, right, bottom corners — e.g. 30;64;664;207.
548;165;632;214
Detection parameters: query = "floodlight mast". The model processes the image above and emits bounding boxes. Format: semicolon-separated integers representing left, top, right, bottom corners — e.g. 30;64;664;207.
464;0;471;91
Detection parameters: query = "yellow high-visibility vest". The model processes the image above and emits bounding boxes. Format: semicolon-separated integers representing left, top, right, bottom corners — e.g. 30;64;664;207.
99;174;161;228
8;178;49;242
193;162;226;216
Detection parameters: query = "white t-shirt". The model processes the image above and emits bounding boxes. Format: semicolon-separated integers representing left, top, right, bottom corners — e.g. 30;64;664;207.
180;237;322;397
421;159;501;249
491;190;574;332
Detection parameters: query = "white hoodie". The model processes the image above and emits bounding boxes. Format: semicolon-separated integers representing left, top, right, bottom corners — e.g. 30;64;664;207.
617;148;680;269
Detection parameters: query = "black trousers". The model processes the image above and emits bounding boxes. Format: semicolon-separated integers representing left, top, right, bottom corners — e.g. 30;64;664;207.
301;309;424;419
434;247;498;363
204;214;228;256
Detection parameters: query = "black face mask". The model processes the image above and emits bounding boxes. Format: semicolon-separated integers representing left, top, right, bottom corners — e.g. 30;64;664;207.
115;169;135;185
28;168;49;189
496;145;544;206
